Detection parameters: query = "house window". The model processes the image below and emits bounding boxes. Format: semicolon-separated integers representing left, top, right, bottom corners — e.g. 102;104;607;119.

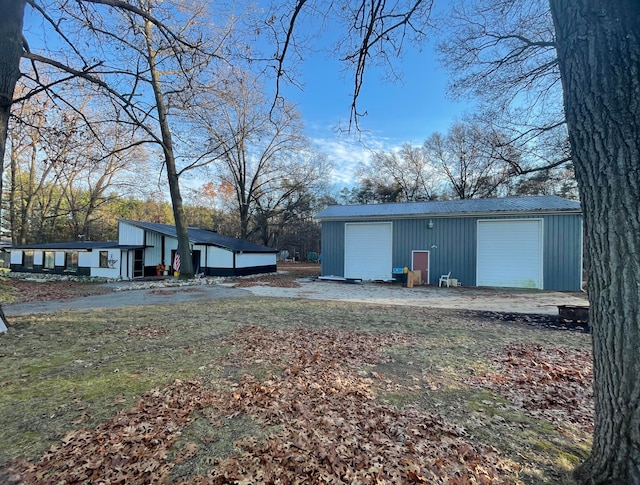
99;251;109;268
44;251;55;270
65;251;78;272
23;251;34;269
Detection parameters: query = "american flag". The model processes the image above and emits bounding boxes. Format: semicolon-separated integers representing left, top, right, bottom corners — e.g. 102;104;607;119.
173;250;180;272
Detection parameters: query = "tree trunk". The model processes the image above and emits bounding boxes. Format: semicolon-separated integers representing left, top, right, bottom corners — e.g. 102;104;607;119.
0;0;25;332
239;202;250;240
0;0;24;163
549;1;640;483
142;16;193;278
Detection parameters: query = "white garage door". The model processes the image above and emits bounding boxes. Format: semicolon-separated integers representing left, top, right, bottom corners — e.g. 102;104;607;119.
477;219;543;289
345;222;392;280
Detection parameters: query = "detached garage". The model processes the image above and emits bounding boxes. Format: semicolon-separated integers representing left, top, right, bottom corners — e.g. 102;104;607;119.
316;195;583;291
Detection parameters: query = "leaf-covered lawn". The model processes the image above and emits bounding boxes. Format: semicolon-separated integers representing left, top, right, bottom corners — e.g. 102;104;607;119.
0;277;110;304
0;297;592;484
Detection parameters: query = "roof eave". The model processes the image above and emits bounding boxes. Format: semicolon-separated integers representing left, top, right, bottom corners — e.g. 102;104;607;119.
316;208;583;222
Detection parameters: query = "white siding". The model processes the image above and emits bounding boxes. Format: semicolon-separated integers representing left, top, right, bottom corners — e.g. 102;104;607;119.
166;238;178;267
207;246;233;268
476;219;543;289
92;249;121;278
236;252;276;268
344;222;393;280
118;221;144;245
78;251;92;267
145;231;163;266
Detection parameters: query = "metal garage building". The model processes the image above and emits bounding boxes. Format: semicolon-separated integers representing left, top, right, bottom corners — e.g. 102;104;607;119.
315;195;583;291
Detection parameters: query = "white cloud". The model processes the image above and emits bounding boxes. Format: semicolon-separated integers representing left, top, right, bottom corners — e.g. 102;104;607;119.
311;133;404;185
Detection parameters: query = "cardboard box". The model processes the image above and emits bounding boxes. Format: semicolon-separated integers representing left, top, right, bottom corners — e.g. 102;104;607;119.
411;270;422;286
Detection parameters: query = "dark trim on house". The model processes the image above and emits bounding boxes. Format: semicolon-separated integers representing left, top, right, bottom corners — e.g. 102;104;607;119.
10;264;92;276
204;264;276;277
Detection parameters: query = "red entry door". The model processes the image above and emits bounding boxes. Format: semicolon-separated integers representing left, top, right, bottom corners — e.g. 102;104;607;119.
412;251;429;285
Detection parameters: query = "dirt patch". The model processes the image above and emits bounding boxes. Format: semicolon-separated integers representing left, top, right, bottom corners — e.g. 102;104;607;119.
230;261;320;288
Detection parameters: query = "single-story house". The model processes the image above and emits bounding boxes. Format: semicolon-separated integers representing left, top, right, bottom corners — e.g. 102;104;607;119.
9;241;132;279
315;195;583;291
116;219;277;277
9;219;277;279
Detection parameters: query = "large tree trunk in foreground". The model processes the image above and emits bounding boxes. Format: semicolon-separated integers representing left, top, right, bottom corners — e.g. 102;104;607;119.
549;1;640;483
0;0;26;332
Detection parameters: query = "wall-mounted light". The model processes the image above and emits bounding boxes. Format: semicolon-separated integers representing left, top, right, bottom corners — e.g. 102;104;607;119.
428;219;434;229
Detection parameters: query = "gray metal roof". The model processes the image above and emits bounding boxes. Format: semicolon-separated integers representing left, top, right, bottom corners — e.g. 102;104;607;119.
316;195;582;220
119;220;277;253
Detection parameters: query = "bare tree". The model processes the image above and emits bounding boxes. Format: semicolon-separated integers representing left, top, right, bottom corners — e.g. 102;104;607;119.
424;122;514;199
0;0;25;329
6;94;60;244
196;69;330;242
510;164;578;199
55;126;147;241
251;150;330;247
438;0;568;175
9;0;241;277
0;0;240;327
427;1;640;477
360;143;441;201
6;89;149;243
273;190;325;260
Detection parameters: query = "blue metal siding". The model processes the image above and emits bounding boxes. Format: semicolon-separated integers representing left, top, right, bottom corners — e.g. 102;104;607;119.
320;213;583;290
544;214;583;291
320;221;345;276
393;218;477;285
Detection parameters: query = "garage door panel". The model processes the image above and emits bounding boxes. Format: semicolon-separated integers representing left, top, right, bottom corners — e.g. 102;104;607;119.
345;223;392;280
477;220;543;289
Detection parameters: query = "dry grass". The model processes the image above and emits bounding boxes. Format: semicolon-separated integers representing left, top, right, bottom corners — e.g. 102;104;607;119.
0;277;110;304
0;283;592;484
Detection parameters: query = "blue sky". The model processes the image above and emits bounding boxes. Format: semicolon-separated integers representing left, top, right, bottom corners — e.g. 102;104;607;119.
279;31;472;186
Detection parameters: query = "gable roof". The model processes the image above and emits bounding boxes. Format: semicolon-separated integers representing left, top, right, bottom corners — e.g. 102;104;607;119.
315;195;582;221
119;220;277;253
